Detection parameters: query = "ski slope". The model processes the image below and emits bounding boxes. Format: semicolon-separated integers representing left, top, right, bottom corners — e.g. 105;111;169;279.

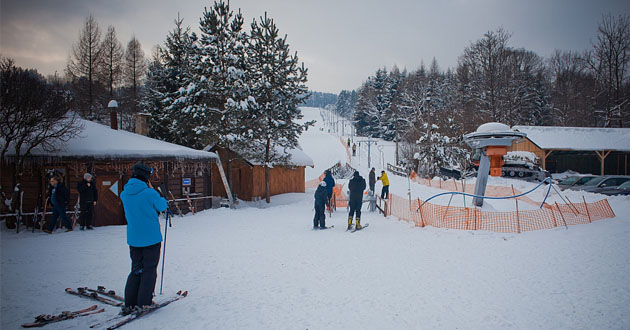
1;107;629;330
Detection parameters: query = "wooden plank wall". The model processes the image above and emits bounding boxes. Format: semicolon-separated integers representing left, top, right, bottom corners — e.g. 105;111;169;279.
508;138;545;161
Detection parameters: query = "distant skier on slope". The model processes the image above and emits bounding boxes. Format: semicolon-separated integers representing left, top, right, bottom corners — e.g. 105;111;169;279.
347;171;366;230
352;143;356;156
120;162;167;312
313;181;329;229
378;170;390;199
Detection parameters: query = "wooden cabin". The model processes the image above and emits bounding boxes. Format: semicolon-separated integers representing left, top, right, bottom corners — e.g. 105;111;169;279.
510;126;630;175
207;145;314;201
1;119;222;228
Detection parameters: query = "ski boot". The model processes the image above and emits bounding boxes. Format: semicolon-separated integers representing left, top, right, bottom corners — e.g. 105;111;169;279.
347;216;353;230
355;218;362;230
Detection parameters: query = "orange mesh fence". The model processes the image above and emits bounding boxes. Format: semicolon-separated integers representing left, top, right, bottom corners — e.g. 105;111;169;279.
339;137;352;162
385;192;616;234
333;184;348;208
305;173;326;189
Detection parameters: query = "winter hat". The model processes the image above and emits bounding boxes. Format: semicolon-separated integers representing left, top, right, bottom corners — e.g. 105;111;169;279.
371;167;375;171
353;171;360;177
320;181;327;187
131;162;153;182
83;173;93;180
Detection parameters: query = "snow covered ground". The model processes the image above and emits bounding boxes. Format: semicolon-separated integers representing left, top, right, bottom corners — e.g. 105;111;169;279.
1;107;629;329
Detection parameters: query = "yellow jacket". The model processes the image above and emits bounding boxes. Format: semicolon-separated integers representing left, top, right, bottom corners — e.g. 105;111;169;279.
378;172;389;186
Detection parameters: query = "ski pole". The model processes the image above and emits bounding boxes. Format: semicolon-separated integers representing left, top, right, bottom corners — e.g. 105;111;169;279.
158;183;173;295
159;208;169;295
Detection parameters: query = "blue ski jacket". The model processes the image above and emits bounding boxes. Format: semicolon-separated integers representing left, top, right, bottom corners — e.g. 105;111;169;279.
120;178;167;247
323;172;335;194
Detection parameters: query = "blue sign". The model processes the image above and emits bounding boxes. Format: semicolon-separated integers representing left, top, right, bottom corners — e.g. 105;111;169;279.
182;178;192;186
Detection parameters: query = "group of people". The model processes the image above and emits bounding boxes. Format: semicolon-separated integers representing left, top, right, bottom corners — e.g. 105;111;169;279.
313;167;390;230
44;173;98;234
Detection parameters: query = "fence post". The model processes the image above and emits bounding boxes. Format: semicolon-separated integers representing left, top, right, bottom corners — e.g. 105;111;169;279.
511;185;520;234
417;198;425;227
439;177;442;189
582;196;591;223
564;196;580;216
550;205;558;228
555;202;568;229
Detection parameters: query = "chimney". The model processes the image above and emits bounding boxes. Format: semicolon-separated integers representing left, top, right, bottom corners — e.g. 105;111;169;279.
133;113;151;136
107;100;119;130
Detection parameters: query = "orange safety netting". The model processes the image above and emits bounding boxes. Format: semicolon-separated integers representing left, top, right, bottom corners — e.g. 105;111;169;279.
384;193;616;233
409;173;541;206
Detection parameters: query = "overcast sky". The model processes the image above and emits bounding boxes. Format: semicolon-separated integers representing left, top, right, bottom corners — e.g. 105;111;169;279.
1;0;629;93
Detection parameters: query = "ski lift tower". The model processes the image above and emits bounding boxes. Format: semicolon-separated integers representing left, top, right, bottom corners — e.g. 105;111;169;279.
463;123;526;207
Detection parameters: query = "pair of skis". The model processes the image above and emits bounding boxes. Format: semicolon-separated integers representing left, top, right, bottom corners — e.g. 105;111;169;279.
88;290;188;330
348;223;370;233
22;305;105;328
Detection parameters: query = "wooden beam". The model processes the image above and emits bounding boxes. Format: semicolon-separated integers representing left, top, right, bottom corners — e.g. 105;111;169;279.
542;150;553;170
594;150;612;175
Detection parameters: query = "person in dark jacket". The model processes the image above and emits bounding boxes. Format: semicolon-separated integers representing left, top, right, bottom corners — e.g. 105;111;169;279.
77;173;98;230
45;176;72;233
347;171;366;230
120;162;167;310
352;143;357;156
368;168;376;192
313;181;329;229
323;170;335;204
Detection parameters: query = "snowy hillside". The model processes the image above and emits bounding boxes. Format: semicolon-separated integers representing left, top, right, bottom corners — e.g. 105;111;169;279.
1;107;629;330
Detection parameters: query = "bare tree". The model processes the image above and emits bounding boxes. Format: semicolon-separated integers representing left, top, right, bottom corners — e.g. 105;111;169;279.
584;14;630;127
124;37;147;120
66;15;104;117
548;50;597;126
99;26;124;98
1;59;82;228
459;28;511;122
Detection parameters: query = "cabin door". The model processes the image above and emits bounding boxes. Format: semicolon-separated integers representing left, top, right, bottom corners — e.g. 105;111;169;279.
93;175;125;226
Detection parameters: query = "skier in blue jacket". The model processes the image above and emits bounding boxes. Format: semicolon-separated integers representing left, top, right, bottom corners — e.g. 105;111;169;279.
323;170;335;203
120;162;167;311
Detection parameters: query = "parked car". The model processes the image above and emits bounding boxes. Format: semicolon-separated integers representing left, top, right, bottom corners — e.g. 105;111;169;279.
557;175;598;190
600;181;630;196
569;175;630;194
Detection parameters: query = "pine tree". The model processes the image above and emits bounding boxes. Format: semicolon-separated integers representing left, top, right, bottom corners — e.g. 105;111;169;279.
142;15;200;147
242;12;310;203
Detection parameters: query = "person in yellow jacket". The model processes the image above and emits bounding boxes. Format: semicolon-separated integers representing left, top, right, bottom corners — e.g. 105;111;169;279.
378;170;390;199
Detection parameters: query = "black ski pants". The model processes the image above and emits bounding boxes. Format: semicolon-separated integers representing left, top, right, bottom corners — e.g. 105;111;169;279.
79;203;94;227
314;202;326;228
348;198;362;219
381;185;390;199
48;204;72;231
125;242;161;307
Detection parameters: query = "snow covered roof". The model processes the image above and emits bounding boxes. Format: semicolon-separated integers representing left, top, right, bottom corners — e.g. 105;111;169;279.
8;119;218;160
207;144;314;167
512;126;630;152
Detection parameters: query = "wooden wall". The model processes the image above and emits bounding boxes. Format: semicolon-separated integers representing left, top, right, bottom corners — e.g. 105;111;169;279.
508;138;545;161
211;157;306;201
1;158;214;229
